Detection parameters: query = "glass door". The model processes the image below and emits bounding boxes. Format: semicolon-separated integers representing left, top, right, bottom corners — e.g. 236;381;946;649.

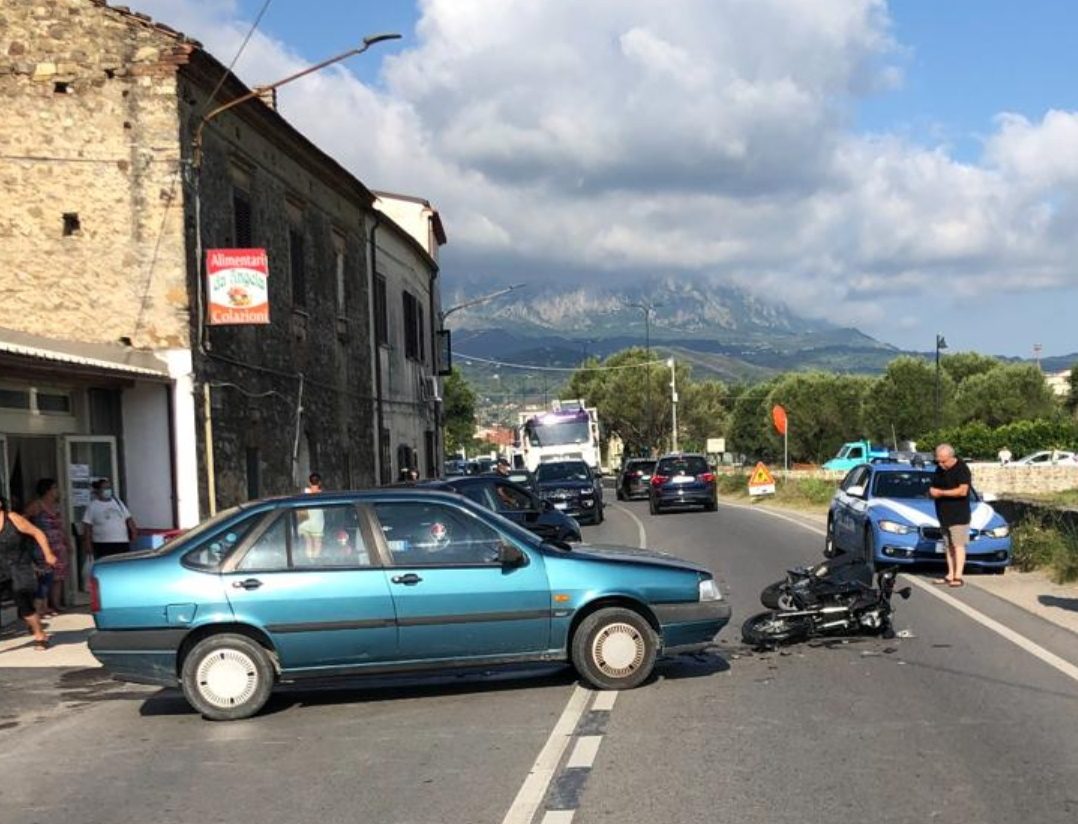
62;436;118;593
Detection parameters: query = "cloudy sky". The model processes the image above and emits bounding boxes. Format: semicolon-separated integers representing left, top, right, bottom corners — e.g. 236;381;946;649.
131;0;1078;357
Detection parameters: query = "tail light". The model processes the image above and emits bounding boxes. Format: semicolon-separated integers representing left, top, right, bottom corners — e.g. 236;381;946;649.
89;575;101;613
698;472;715;483
650;475;668;487
631;471;642;478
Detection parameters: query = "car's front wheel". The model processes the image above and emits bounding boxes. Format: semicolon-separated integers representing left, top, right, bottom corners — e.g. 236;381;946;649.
571;607;658;690
181;633;276;721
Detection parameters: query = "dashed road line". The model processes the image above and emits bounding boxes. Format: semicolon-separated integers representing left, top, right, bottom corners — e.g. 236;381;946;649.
717;498;1078;686
591;690;618;711
566;735;603;769
540;812;576;824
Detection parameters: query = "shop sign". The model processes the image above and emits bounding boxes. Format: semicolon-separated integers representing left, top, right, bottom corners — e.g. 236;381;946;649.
207;248;270;325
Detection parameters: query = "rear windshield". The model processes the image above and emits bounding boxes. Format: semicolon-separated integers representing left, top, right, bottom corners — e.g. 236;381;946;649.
657;456;708;476
626;460;656;473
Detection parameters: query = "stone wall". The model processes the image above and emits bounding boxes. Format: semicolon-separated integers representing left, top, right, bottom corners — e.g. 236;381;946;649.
176;64;378;506
717;464;1078;494
0;0;190;349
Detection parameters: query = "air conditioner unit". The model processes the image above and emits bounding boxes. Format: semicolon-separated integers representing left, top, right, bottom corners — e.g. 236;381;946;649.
420;375;441;403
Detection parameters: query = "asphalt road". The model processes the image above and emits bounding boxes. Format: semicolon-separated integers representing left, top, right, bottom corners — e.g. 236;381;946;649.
1;500;1076;824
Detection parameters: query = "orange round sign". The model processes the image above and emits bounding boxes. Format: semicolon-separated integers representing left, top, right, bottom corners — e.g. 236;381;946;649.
772;404;788;436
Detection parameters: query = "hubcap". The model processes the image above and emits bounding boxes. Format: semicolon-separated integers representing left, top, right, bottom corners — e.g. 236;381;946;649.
196;648;259;709
592;622;645;678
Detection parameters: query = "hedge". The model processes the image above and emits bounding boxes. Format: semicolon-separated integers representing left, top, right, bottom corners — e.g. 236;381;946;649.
916;418;1078;461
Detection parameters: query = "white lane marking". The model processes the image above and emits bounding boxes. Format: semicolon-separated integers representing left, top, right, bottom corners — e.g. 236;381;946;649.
500;686;593;824
717;499;1078;686
907;576;1078;684
541;812;576;824
591;690;618;711
612;503;648;549
566;735;603;769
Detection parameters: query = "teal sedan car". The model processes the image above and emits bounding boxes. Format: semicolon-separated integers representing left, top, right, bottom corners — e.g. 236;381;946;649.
88;490;730;720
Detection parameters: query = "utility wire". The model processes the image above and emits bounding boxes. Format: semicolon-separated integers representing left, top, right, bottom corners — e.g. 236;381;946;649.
198;0;274;117
455;352;669;372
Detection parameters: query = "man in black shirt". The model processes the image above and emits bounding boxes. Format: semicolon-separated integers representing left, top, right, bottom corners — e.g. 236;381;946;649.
929;443;972;587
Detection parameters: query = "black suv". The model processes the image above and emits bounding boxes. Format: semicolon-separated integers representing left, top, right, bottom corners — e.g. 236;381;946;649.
533;460;605;525
616;458;657;501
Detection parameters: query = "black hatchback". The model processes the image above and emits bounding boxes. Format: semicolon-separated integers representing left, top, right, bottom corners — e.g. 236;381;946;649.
616;458;657;501
649;453;717;514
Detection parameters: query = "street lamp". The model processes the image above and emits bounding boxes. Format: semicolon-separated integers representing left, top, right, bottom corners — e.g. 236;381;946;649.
439;283;528;325
935;333;948;429
626;301;660;455
192;33;402;167
668;357;679;452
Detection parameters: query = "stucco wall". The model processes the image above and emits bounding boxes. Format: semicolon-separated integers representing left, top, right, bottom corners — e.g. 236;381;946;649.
0;0;190;348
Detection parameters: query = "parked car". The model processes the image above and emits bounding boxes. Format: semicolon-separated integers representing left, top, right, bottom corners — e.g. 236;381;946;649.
649;453;717;515
420;477;581;544
1008;450;1077;466
87;489;731;720
826;461;1012;571
533;460;605;525
616;458;657;501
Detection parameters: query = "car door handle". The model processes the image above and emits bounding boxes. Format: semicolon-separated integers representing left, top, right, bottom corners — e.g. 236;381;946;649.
231;578;263;590
391;573;423;586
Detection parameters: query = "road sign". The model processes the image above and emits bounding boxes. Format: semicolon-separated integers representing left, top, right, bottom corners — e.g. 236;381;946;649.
706;437;726;454
771;405;787;436
748;461;775;496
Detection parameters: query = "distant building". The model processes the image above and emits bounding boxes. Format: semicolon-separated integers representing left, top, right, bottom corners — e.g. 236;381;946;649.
1045;369;1072;397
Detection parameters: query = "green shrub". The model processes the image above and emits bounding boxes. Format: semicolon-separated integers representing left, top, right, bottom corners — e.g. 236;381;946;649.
716;472;749;495
918;418;1078;460
1010;519;1058;572
781;477;838;506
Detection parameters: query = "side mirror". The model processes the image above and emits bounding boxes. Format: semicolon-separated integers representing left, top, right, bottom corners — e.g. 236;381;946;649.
539;498;554;512
981;492;999;503
498;542;527;567
846;485;865;498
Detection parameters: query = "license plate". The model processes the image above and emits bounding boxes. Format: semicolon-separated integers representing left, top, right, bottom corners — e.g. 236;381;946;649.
673;476;693;485
554;502;568;510
935;541;946;554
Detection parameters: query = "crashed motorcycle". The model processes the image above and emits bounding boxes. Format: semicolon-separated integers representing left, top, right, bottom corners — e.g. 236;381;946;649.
743;565;911;648
759;553;874;611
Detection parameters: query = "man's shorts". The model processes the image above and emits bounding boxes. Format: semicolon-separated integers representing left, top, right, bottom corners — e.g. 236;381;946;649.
944;524;970;549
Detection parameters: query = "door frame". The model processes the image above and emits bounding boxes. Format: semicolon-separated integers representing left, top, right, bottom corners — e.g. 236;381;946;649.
61;435;118;595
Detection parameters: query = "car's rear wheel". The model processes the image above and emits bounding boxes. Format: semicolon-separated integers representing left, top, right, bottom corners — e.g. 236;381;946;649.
705;494;718;512
181;633;275;721
616;487;625;501
595;504;605;524
741;611;811;648
571;607;658;690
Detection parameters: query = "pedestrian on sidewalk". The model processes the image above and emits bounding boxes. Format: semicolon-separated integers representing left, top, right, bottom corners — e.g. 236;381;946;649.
81;478;137;560
0;495;57;650
929;443;972;588
23;478;72;616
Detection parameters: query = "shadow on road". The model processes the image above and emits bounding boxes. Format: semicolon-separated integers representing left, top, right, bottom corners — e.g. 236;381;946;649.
1039;594;1078;613
138;664;579;718
654;649;730;681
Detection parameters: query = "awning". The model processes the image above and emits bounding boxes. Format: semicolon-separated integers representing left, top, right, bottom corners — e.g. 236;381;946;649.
0;326;171;381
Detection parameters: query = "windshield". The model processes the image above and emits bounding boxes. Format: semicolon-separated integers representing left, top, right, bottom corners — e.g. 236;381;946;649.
872;471;935;499
626;460;656;474
527;421;590;447
536;461;591;482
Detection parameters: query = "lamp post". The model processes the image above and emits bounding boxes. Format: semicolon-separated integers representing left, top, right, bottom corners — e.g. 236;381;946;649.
935;333;948;430
668;357;679;452
627;300;660;455
439;283;527;326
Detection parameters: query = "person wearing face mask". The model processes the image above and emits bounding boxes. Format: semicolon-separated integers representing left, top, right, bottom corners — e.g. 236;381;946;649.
81;478;138;560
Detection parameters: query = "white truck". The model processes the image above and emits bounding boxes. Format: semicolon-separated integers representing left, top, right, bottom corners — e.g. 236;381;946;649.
517;400;602;475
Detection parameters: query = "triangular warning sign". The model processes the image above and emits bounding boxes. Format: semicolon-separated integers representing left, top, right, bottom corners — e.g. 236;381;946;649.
749;462;775;486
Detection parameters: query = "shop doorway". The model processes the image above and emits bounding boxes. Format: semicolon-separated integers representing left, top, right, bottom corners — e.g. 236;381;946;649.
4;435;59;514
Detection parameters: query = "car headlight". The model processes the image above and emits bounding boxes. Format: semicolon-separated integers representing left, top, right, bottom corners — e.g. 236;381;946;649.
580;489;594;496
698;578;722;601
983;524;1011;538
879;520;914;535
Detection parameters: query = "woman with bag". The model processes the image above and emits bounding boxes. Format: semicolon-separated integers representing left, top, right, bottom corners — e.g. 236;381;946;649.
0;495;57;650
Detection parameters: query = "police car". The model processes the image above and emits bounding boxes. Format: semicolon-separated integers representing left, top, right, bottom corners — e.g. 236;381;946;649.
825;460;1012;572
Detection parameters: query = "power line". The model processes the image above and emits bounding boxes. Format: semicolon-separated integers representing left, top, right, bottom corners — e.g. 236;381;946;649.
198;0;274;118
456;352;669;372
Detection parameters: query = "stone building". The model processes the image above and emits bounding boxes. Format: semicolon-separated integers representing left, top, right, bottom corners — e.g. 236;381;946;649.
0;0;443;591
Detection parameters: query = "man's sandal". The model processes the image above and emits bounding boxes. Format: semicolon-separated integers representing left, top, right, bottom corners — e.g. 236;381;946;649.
932;577;953;585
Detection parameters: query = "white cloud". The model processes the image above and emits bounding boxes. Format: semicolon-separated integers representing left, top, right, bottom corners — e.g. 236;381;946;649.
127;0;1078;348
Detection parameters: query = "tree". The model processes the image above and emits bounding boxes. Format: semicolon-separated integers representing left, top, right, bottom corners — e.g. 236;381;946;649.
954;363;1058;427
442;368;478;456
863;356;956;442
941;352;999;385
727;378;781;461
679;380;729;453
1067;362;1078;416
767;372;874;463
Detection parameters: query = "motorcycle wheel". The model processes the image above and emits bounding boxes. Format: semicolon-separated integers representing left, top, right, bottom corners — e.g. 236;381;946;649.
760;582;797;611
741;611;811;648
